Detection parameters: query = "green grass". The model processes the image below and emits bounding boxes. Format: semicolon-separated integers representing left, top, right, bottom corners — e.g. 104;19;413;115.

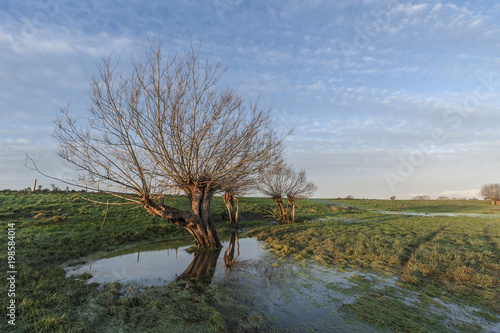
1;192;499;332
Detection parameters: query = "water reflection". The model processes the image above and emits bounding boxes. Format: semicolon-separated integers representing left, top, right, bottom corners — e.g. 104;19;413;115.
175;247;222;288
223;231;240;271
67;231;264;286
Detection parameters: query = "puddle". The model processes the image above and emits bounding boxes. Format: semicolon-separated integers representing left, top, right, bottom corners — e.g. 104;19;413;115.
66;233;267;286
65;233;380;331
65;232;500;332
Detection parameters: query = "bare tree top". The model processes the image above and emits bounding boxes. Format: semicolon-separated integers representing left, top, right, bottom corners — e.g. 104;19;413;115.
54;38;286;199
480;183;500;200
258;159;316;199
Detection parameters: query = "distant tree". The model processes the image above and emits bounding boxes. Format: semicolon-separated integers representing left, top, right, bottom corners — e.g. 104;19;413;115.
42;38;286;247
345;195;355;200
223;190;239;225
258;160;316;222
285;168;317;222
479;184;500;205
222;176;256;225
412;195;430;200
257;160;290;221
390;195;396;201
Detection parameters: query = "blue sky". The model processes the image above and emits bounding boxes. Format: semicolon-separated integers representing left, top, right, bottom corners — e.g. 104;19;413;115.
1;0;500;199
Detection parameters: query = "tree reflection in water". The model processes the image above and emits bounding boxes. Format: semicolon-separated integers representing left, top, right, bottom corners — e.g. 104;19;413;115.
224;231;240;271
174;231;242;289
174;247;222;288
72;232;255;291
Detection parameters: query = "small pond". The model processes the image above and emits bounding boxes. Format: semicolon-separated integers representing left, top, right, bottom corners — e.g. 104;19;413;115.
66;233;267;286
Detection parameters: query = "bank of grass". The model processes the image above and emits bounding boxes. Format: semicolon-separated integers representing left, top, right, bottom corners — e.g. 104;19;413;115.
251;200;500;331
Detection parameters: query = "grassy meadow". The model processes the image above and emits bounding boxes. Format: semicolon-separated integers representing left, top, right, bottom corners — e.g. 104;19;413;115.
0;190;499;332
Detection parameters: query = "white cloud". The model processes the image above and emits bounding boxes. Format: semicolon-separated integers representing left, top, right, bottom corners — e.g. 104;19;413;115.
404;3;428;15
437;189;480;199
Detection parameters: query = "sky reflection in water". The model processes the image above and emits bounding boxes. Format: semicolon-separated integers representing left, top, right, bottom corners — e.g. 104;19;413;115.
66;233;267;285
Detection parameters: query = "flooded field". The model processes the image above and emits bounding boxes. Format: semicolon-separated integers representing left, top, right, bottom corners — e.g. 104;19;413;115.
3;192;499;332
66;232;500;332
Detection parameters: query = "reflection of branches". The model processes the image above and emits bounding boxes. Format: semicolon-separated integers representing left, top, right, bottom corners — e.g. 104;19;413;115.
224;232;240;271
175;248;222;288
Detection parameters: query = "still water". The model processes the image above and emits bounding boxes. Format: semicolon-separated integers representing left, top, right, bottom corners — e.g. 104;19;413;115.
66;233;266;286
65;233;381;332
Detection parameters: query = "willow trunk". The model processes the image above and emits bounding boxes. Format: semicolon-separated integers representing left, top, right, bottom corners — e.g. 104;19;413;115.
141;187;222;248
273;197;287;222
287;196;296;222
223;192;239;224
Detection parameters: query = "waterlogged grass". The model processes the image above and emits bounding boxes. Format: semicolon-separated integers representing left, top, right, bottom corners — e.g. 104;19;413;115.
1;191;499;332
251;203;500;332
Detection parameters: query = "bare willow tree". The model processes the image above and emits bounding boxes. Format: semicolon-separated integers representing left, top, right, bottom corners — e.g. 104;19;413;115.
480;183;500;205
223;189;239;224
258;160;316;222
52;39;285;247
257;160;289;221
222;174;258;224
285;169;317;222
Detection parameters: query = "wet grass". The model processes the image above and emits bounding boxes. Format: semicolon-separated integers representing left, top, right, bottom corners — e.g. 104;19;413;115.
0;190;269;332
1;191;499;332
251;201;500;332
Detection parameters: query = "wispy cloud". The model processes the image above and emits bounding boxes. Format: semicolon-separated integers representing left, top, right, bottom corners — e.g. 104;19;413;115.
1;0;499;198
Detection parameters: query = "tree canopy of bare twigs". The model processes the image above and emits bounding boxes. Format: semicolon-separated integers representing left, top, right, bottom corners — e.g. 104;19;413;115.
51;38;286;247
258;160;316;222
479;183;500;205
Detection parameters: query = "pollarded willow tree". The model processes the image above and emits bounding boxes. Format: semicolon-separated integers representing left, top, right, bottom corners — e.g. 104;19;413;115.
53;39;285;247
258;160;316;222
222;174;258;224
285;168;317;222
257;160;290;221
480;183;500;205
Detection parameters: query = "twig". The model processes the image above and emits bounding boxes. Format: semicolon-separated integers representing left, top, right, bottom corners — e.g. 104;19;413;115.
100;200;109;230
79;196;140;205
